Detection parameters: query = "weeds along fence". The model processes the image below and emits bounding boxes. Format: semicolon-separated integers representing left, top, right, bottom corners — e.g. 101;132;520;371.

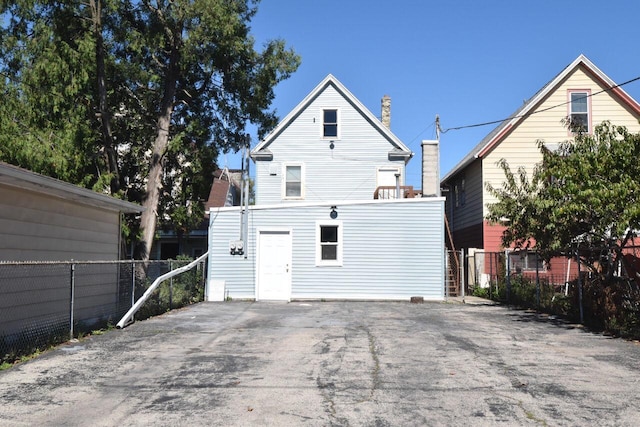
467;248;640;338
0;258;206;364
468;250;578;303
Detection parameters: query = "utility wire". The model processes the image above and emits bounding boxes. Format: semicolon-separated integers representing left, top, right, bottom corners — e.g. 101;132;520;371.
407;121;436;146
440;75;640;134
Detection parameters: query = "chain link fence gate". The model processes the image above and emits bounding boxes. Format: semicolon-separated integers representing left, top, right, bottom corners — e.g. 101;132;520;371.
445;249;464;298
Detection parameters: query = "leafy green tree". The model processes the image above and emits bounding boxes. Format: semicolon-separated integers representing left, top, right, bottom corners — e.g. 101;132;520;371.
486;122;640;274
0;1;102;187
0;0;300;261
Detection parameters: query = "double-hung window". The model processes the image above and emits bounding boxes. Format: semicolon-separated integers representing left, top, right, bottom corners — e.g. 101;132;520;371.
316;221;343;266
569;90;590;133
283;163;304;199
323;109;338;138
508;250;544;272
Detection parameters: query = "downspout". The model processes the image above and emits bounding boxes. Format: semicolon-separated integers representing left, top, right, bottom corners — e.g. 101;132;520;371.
243;142;250;259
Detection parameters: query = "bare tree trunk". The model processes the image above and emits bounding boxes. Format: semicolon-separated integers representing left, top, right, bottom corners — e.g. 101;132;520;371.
90;0;120;194
137;46;181;262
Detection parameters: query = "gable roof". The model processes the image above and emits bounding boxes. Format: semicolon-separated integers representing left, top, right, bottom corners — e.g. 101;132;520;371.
0;161;143;213
442;54;640;182
251;74;413;162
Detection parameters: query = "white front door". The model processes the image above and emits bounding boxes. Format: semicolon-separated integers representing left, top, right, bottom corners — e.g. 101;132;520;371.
257;229;292;301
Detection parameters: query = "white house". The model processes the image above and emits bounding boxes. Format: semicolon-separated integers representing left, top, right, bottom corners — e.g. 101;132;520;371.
207;75;445;301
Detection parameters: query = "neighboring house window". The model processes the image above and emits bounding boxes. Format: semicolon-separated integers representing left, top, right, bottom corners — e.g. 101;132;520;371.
454;183;459;207
323;109;338;138
509;250;544;272
283;163;304;199
453;176;465;207
568;90;590;133
316;221;343;266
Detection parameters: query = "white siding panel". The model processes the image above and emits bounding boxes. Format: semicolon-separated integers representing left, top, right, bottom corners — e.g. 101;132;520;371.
255;85;406;205
209;199;445;300
0;185;120;261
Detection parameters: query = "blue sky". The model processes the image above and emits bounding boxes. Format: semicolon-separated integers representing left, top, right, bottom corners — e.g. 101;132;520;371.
218;0;640;189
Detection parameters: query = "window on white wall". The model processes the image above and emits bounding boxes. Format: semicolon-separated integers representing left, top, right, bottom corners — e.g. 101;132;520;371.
569;90;590;133
323;109;338;138
283;164;304;199
316;221;343;266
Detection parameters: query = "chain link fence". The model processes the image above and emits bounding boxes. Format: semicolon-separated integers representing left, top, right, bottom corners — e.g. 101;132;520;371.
1;259;206;364
466;247;640;337
468;249;578;301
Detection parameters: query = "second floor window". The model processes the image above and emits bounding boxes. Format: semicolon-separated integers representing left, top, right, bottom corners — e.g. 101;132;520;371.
284;164;303;198
323;109;338;138
569;91;590;133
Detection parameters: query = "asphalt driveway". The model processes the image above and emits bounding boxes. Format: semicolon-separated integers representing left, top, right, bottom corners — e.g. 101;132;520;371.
1;301;639;426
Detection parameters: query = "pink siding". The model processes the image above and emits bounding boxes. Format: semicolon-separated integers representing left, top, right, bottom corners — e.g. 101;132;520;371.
482;221;579;285
483;221;506;253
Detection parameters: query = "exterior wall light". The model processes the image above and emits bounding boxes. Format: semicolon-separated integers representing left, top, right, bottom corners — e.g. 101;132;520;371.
330;206;338;219
329;140;335;150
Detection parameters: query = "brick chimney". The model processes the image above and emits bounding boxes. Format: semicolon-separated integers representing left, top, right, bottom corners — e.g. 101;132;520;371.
421;139;440;197
381;95;391;129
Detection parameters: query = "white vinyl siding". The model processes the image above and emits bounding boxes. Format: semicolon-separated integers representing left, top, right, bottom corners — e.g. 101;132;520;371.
208;198;445;301
254;85;406;205
482;65;640;216
0;184;120;261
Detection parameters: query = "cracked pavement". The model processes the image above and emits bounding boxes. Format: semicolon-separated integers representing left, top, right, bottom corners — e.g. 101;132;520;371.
1;301;640;426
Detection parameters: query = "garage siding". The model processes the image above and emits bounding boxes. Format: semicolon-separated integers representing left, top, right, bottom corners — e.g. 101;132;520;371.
0;184;120;261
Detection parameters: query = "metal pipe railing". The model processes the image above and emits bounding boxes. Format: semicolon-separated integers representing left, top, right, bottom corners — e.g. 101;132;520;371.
116;252;208;329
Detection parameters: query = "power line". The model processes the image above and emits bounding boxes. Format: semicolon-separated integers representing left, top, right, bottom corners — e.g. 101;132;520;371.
440;75;640;134
407;121;435;146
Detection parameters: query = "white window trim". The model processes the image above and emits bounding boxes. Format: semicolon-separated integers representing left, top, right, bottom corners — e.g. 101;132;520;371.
568;89;591;134
282;162;305;200
508;250;546;272
315;220;343;267
321;108;340;140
